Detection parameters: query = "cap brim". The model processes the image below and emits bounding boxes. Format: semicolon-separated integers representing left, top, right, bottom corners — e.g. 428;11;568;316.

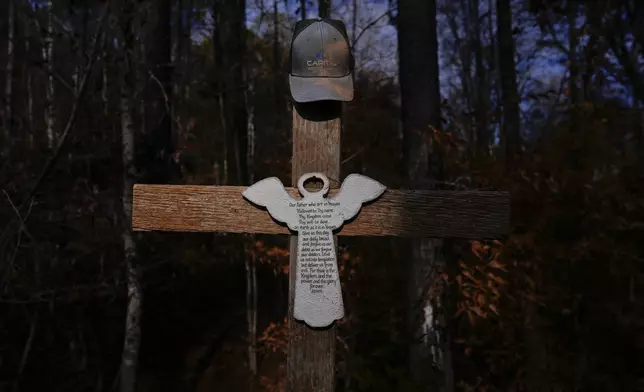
289;74;354;103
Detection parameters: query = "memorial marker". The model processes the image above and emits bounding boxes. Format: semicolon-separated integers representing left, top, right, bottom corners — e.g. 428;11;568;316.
131;17;510;392
132;166;510;392
242;172;386;328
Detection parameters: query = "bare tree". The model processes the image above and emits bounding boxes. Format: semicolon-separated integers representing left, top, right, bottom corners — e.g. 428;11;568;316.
74;2;90;94
496;0;521;165
397;0;453;390
4;0;14;152
117;3;141;392
567;1;582;137
443;2;474;147
487;0;499;128
43;0;56;149
213;0;256;384
272;0;281;134
245;6;259;381
174;0;184;102
145;0;176;183
212;0;248;186
25;5;34;148
102;61;109;119
470;0;489;156
352;0;358;64
245;239;258;381
119;71;142;392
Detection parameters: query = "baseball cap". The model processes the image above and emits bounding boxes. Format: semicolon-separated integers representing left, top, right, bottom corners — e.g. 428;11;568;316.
289;18;354;102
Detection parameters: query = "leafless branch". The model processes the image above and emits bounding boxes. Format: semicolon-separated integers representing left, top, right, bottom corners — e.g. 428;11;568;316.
149;70;183;134
19;4;110;210
12;313;38;392
541;3;569;56
0;3;110;256
340;129;381;166
352;10;392;48
46;69;76;96
0;191;38;290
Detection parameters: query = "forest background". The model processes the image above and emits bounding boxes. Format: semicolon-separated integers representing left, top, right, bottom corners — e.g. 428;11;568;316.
0;0;643;391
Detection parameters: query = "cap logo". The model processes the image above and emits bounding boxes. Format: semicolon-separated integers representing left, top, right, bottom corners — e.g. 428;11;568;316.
307;51;337;69
289;18;354;102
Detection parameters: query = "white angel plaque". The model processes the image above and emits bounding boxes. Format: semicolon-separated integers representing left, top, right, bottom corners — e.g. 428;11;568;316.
242;172;386;327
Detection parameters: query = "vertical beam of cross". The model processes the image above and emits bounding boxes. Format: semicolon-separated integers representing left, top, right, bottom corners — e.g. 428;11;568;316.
286;101;341;391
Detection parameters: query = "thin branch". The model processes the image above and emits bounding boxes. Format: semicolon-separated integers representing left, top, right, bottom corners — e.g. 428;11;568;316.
542;3;569;56
1;224;22;291
148;70;183;134
341;145;369;165
19;4;110;210
352;10;391;48
2;190;36;243
0;4;110;253
33;67;76;96
340;128;381;166
0;191;38;290
12;313;38;392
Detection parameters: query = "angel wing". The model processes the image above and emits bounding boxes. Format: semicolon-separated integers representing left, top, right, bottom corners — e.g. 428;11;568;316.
330;174;386;224
242;177;299;230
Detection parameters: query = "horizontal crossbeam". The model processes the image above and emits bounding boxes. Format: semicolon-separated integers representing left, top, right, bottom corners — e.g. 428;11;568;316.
132;185;510;239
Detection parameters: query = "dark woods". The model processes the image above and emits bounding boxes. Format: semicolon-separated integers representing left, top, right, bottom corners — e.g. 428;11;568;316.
0;0;643;391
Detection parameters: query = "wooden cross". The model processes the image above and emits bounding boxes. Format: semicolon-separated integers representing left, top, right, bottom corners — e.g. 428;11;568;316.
132;102;510;391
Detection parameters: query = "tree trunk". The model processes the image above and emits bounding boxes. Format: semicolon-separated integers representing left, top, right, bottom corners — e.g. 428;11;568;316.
246;35;257;385
212;0;248;186
525;301;546;392
568;3;580;107
75;2;89;94
487;0;499;131
174;0;184;102
300;0;307;19
4;0;14;154
118;5;141;391
138;21;146;137
184;0;194;100
25;9;34;148
245;240;258;382
445;4;473;147
352;0;358;44
44;0;55;149
273;0;281;136
102;63;109;119
470;0;489;156
120;95;141;392
214;2;253;386
397;0;452;389
581;2;602;102
496;0;521;166
568;2;581;137
12;312;38;392
319;0;331;18
144;0;177;184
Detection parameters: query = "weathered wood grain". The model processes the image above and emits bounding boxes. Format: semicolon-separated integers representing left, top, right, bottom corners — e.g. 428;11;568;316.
132;184;510;239
287;102;340;392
